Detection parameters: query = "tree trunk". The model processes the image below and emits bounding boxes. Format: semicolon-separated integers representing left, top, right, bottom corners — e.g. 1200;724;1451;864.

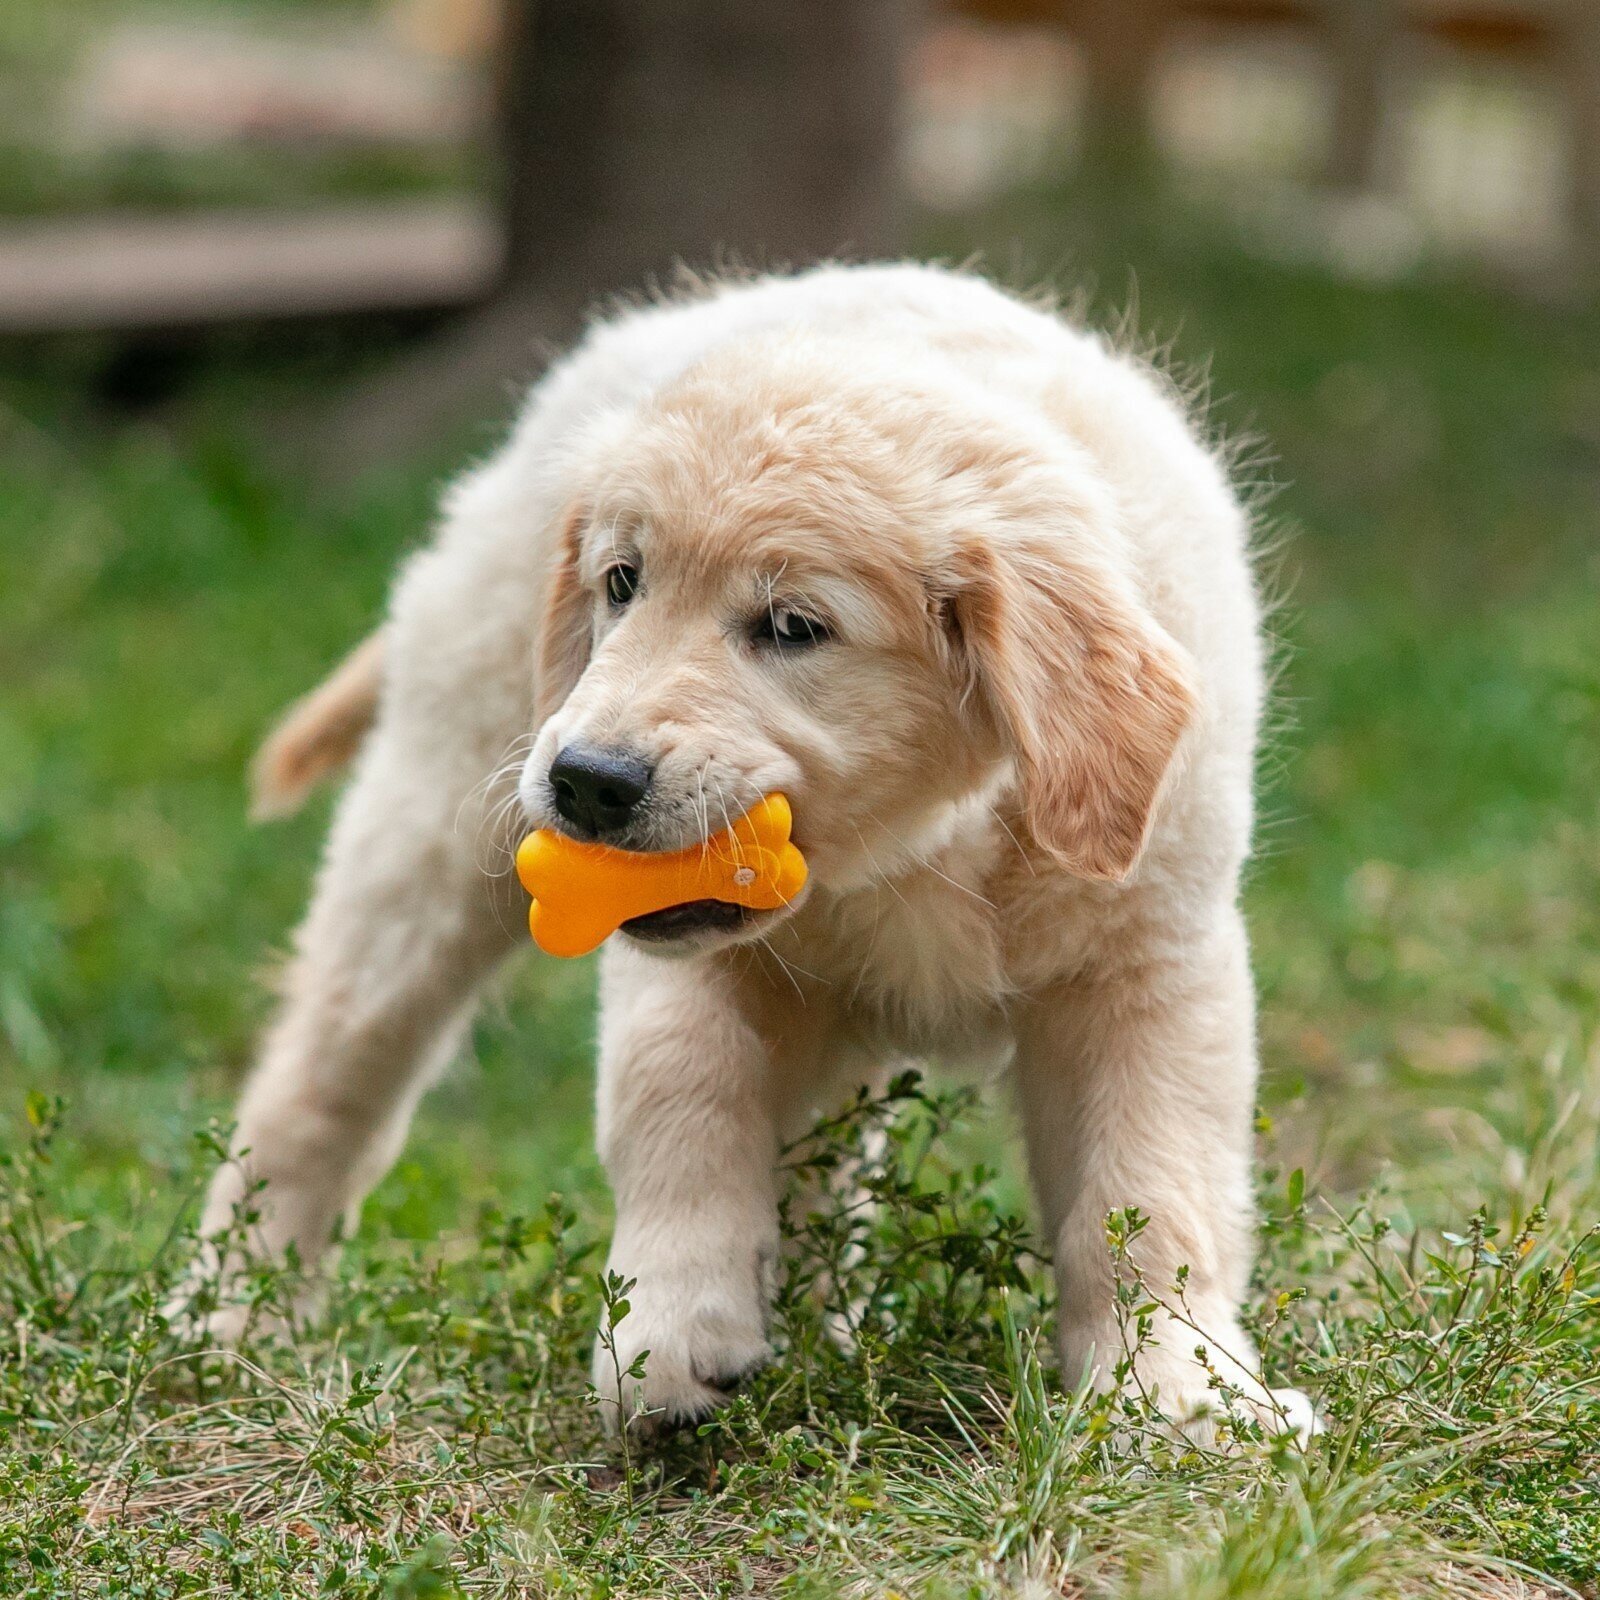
499;0;907;302
322;0;908;475
1567;0;1600;273
1077;0;1171;175
1322;0;1396;193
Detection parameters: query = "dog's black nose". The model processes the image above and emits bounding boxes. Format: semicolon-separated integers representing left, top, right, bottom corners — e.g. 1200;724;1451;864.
547;744;653;838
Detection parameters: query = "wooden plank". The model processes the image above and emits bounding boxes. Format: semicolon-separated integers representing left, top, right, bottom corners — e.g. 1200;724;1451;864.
951;0;1565;47
0;198;502;334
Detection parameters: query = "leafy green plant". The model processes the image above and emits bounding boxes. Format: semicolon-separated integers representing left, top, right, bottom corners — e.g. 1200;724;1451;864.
3;1073;1596;1597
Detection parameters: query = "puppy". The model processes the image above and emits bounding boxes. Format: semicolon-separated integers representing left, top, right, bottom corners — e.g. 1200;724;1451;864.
199;263;1311;1439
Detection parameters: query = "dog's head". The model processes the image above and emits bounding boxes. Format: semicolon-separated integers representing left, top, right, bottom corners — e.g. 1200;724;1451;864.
518;337;1196;951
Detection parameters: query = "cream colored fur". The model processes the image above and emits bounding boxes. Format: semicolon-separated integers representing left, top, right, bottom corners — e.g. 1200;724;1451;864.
195;263;1312;1441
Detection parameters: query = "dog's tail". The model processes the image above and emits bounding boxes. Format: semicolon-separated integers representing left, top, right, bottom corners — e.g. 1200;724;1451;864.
250;631;386;820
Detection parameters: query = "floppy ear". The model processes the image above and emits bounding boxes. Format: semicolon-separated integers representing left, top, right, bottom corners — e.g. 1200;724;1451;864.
948;535;1198;881
534;502;592;723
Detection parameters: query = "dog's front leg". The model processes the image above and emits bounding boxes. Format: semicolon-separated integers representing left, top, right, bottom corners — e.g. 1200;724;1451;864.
590;946;785;1429
1013;909;1314;1443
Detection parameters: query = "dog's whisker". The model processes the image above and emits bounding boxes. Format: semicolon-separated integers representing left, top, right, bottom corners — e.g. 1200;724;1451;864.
754;932;808;1001
845;822;899;1009
709;772;739;854
850;820;912;912
693;764;713;866
859;812;995;908
983;802;1035;876
464;755;539;876
458;732;539;840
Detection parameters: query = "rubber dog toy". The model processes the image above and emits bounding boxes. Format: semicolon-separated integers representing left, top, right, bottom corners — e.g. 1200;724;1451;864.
515;793;807;958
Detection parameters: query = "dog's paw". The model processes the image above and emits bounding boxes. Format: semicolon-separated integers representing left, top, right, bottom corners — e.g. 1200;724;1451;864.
591;1273;771;1433
163;1294;251;1345
162;1260;316;1347
1260;1384;1321;1440
1075;1320;1321;1451
1129;1358;1321;1449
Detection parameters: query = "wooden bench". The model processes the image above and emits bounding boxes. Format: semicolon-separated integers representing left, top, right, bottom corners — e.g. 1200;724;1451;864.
952;0;1599;257
0;197;500;335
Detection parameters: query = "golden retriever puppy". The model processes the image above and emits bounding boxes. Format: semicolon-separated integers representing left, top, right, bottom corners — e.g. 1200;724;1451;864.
198;263;1312;1439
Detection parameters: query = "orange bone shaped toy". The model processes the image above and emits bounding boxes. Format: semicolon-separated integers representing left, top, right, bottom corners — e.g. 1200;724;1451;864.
515;793;807;958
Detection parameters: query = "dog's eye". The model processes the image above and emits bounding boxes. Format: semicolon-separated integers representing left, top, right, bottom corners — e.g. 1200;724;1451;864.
604;563;640;607
755;606;831;649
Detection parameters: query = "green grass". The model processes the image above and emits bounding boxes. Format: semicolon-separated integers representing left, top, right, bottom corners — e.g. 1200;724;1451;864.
2;187;1600;1595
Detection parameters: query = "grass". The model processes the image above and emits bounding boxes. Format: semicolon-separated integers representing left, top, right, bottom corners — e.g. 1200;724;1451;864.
3;179;1600;1594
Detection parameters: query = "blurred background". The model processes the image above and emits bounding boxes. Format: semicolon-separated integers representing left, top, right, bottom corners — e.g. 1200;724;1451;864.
1;1;1597;1233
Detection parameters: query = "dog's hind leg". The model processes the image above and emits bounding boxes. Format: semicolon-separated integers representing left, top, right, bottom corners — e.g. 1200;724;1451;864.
186;652;529;1335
